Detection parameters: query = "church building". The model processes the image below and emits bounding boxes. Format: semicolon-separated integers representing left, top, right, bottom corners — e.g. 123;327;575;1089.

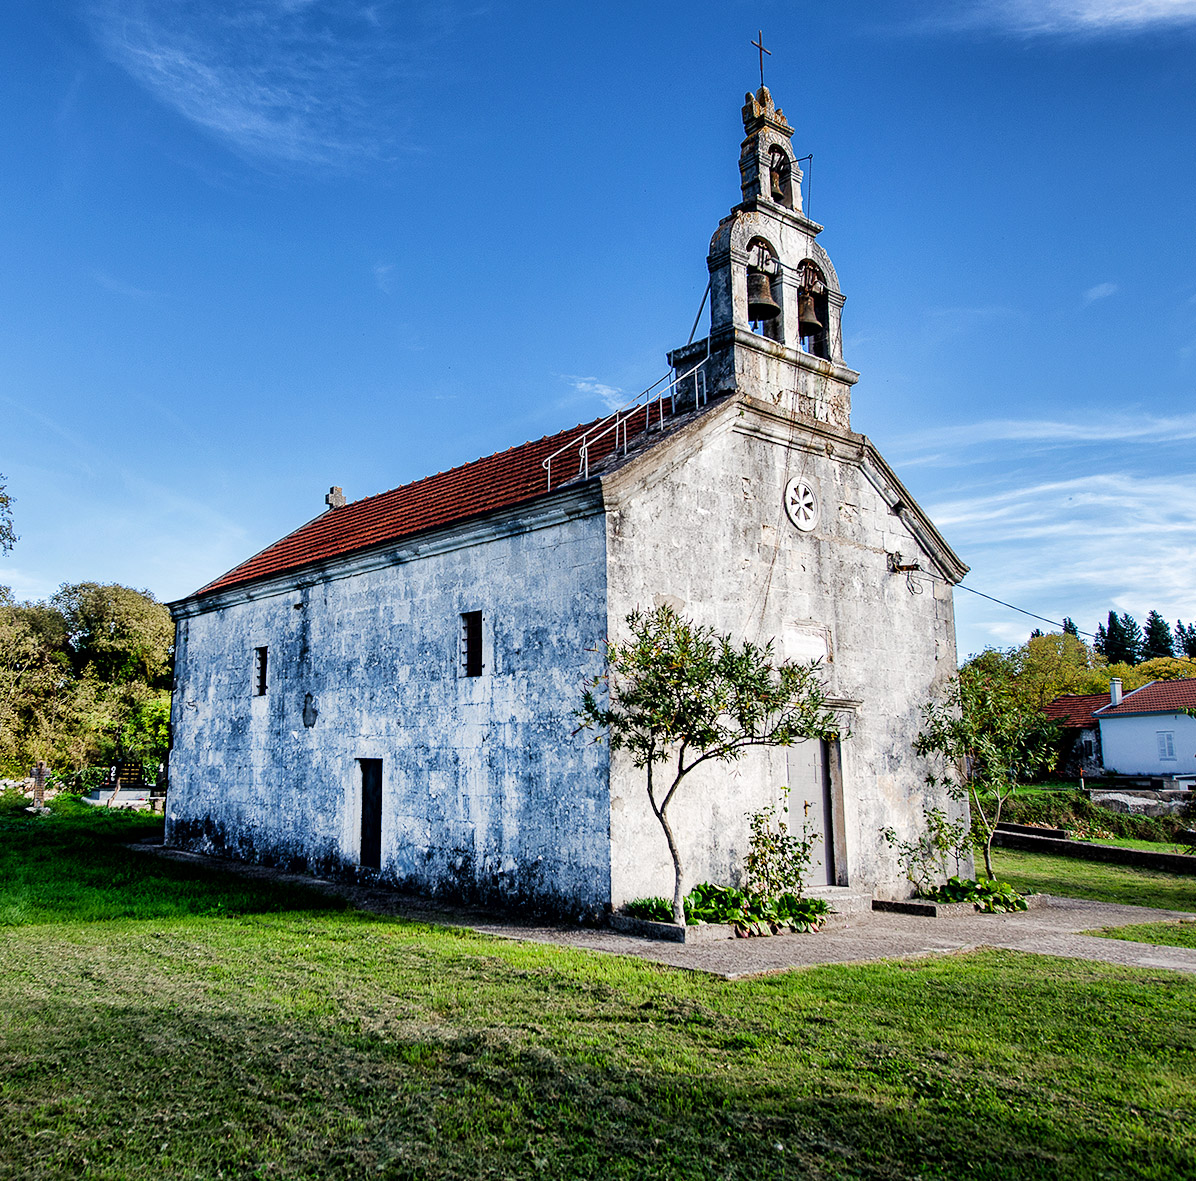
166;82;970;915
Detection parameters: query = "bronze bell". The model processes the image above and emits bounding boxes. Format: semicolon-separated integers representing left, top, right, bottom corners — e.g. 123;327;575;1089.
746;268;781;322
798;290;824;337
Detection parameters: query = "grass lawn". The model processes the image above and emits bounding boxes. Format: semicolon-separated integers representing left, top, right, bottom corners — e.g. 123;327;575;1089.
3;798;1196;1179
1080;836;1196;856
991;846;1196;913
1083;920;1196;949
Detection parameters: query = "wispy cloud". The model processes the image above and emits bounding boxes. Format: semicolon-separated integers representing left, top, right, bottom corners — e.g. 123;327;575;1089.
1083;281;1118;304
372;263;394;294
85;1;447;168
560;374;624;411
935;470;1196;653
895;411;1196;455
91;270;161;299
936;0;1196;35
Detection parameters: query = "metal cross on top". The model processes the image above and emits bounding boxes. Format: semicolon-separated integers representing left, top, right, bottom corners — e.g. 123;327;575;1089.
752;30;771;89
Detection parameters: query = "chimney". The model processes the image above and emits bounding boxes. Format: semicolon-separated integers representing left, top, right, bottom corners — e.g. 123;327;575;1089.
325;486;346;511
1109;678;1122;707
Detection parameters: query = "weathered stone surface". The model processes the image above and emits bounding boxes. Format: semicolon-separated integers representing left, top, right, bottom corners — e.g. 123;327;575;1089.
169;488;614;915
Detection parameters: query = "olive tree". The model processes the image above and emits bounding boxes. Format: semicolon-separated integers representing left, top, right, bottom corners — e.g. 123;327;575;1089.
576;606;841;926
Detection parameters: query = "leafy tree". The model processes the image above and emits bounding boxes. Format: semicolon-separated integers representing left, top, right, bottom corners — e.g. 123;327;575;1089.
0;475;14;555
576;606;840;925
1142;610;1175;660
1062;617;1079;637
963;632;1101;711
50;582;173;688
0;583;173;776
1028;628;1043;640
914;667;1059;881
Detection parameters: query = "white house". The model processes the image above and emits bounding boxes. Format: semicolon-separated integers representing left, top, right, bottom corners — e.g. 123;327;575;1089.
1095;678;1196;777
165;83;970;915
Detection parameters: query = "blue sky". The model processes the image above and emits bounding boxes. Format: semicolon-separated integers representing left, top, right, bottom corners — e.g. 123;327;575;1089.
1;0;1194;658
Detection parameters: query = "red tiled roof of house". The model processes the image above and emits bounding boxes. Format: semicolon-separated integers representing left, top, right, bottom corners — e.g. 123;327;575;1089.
196;410;649;598
1043;693;1108;729
1098;678;1196;717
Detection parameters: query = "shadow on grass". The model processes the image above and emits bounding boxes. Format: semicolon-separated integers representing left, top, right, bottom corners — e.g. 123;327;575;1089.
0;792;348;925
2;990;1188;1181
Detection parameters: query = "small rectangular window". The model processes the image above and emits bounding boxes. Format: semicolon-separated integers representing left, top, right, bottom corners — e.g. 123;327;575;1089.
461;611;483;677
1157;731;1176;761
253;646;268;696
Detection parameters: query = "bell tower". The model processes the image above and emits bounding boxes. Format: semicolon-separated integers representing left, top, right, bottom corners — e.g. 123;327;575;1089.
668;83;860;429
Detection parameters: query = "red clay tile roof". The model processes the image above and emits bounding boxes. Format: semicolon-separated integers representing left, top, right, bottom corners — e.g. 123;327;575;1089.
196;411;647;597
1098;679;1196;717
1043;693;1108;729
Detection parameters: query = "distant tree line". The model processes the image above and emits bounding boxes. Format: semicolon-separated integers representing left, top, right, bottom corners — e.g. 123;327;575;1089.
1091;609;1196;666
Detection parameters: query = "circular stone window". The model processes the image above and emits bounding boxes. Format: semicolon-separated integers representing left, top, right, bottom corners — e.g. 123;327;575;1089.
784;477;819;532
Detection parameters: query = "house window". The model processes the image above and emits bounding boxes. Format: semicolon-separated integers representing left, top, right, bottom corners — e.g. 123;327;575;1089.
461;611;483;677
1082;738;1094;757
1157;731;1176;761
253;646;268;696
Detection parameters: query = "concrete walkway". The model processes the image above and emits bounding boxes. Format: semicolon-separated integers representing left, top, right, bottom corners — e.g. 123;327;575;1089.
135;844;1196;980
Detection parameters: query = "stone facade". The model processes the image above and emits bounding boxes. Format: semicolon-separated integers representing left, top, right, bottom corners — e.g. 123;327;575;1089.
166;83;971;914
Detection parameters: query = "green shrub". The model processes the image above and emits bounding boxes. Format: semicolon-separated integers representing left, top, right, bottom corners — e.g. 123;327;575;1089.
624;896;672;922
621;884;832;934
923;876;1028;913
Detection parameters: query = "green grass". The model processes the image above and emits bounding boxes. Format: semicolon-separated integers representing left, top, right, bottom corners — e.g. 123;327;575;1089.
1083;920;1196;948
2;796;1196;1179
991;846;1196;913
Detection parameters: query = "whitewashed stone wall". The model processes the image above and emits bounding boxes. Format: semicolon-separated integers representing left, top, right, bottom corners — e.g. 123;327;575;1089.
601;394;969;906
168;490;613;914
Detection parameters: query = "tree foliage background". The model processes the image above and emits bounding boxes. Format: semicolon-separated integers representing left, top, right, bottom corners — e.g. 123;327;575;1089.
0;581;173;779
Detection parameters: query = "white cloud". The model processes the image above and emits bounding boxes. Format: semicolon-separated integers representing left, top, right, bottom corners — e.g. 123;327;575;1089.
1083;281;1118;303
944;0;1196;34
85;1;445;168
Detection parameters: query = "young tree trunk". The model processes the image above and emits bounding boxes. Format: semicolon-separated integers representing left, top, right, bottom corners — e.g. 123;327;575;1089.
647;761;687;926
658;806;685;927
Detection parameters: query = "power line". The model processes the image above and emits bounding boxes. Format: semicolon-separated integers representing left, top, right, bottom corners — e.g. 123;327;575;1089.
956;584;1097;639
957;581;1196;672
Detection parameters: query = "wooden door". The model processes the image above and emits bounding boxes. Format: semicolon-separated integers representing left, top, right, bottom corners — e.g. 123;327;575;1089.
786;740;834;886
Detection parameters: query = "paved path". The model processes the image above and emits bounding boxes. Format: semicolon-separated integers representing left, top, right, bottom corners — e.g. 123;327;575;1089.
136;844;1196;979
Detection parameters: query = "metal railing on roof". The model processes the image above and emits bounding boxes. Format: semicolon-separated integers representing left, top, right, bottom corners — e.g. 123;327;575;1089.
542;350;710;491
